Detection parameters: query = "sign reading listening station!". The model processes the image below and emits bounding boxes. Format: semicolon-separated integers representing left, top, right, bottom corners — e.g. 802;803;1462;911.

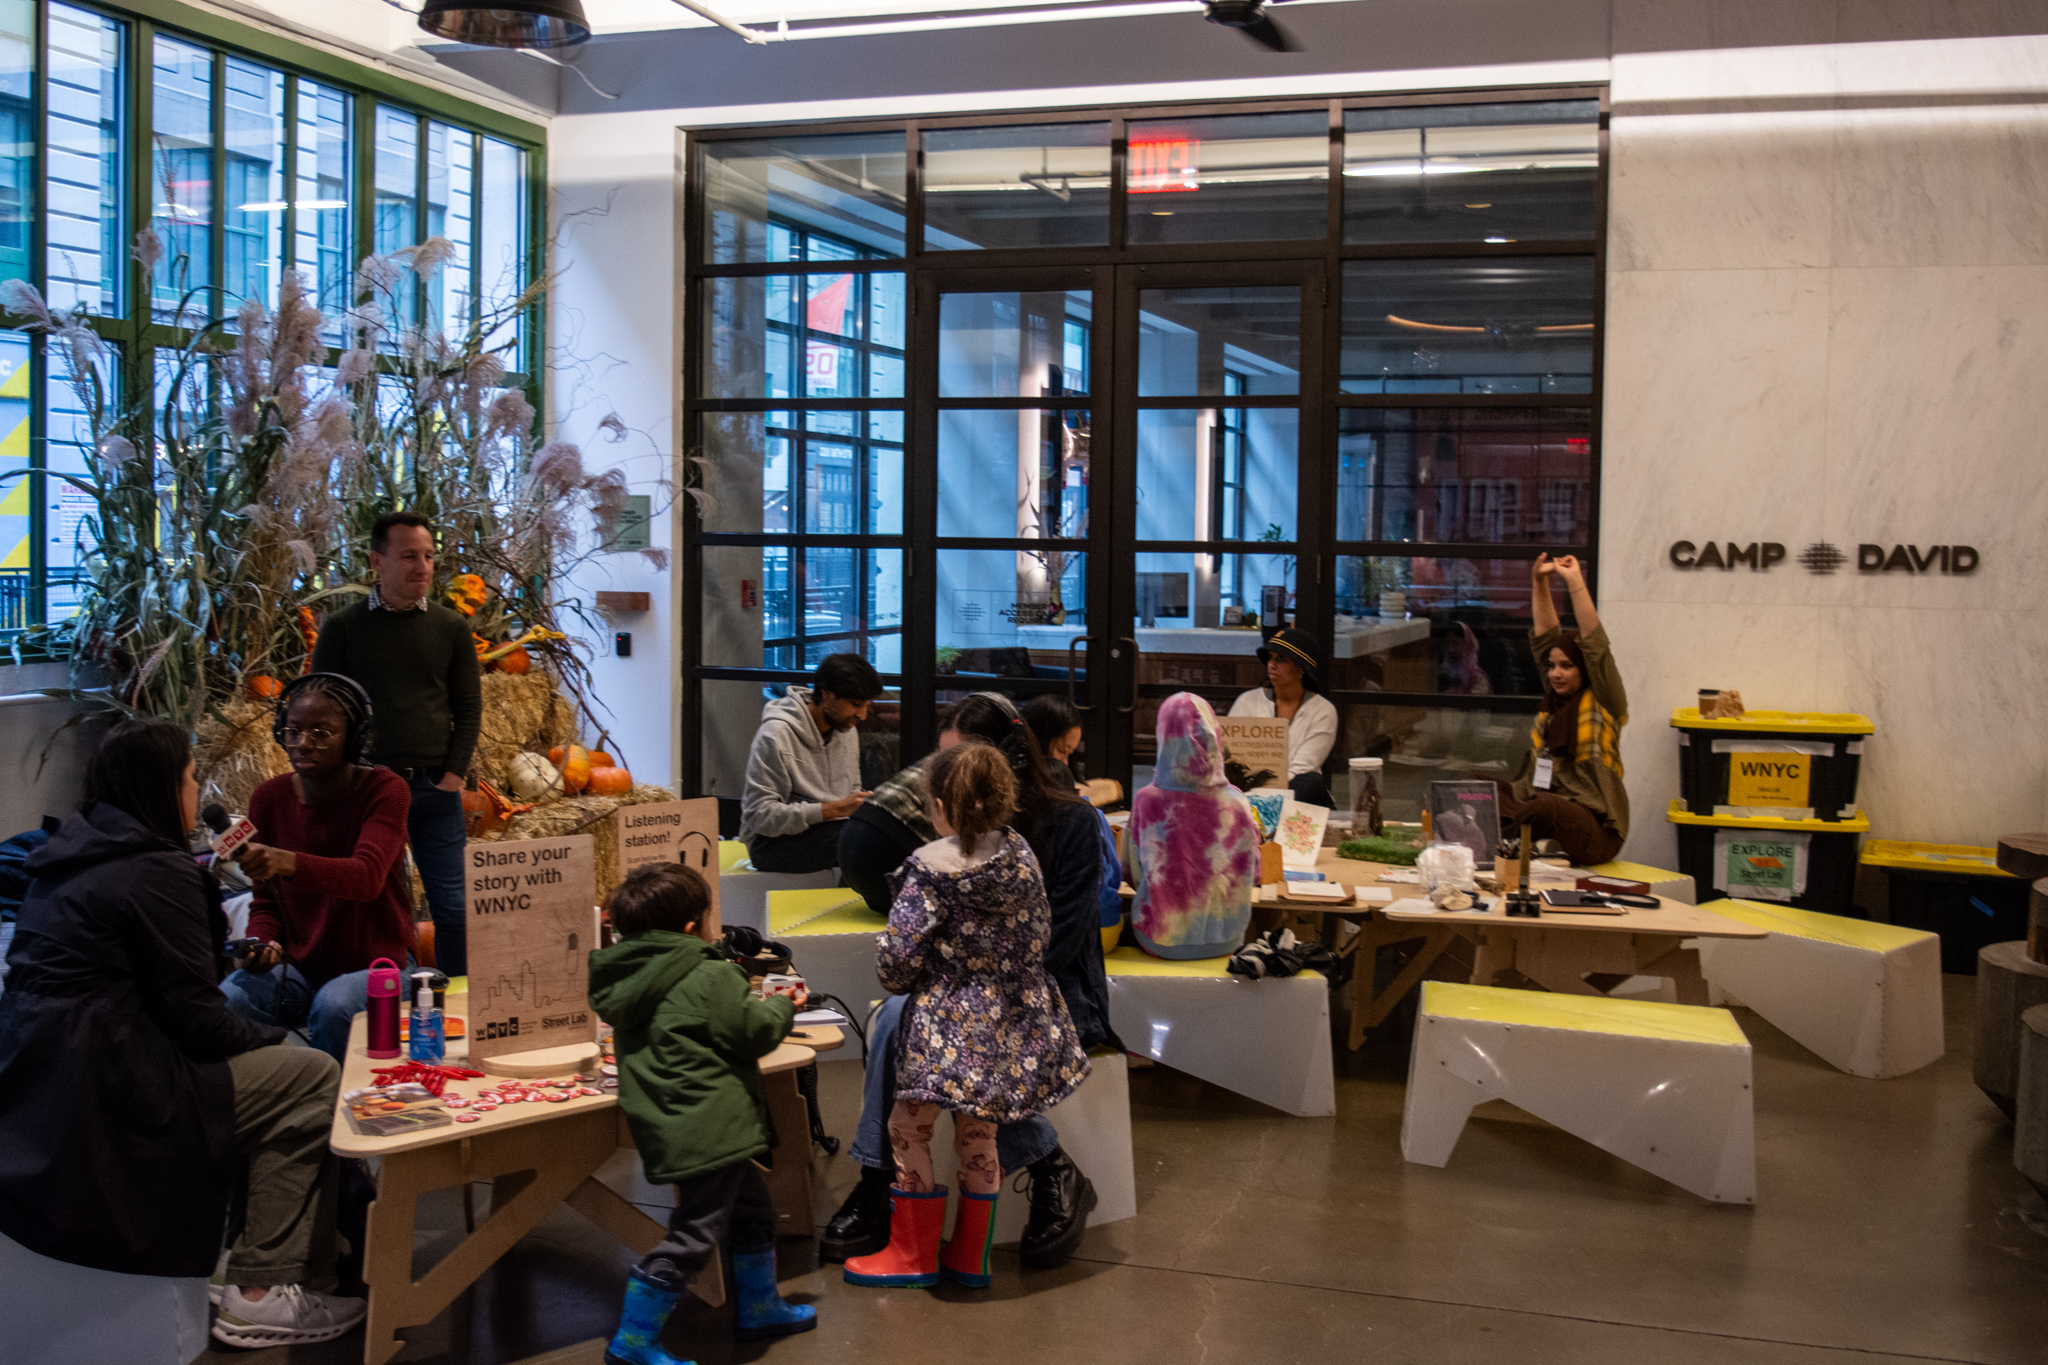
614;797;723;936
1668;539;1980;575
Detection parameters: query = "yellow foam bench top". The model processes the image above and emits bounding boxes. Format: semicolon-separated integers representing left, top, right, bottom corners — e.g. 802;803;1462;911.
1697;898;1935;953
1587;860;1687;886
1422;980;1748;1046
767;888;873;934
719;841;749;872
1104;946;1321;981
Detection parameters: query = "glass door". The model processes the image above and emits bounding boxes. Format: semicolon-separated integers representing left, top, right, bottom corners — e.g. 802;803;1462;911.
909;269;1111;762
1103;261;1325;789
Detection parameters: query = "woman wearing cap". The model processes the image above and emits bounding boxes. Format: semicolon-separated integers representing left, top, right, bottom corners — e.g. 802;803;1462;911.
219;673;415;1060
1498;554;1628;865
1228;626;1340;807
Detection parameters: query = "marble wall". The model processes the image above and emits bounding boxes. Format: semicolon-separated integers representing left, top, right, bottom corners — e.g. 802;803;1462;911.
1602;3;2048;864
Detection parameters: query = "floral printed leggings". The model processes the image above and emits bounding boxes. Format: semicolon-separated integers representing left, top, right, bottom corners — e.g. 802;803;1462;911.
887;1100;1000;1195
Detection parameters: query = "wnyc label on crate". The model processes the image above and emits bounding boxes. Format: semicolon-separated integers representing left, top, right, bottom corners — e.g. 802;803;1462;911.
1727;752;1813;808
466;834;597;1063
615;798;724;934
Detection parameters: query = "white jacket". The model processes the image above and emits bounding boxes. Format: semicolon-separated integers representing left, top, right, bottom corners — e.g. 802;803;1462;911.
1227;688;1339;778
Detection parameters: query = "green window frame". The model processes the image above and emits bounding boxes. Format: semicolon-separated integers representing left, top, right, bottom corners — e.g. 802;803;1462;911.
0;0;546;644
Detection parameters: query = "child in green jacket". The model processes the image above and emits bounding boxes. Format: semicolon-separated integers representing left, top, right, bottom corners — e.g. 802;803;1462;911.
588;863;816;1365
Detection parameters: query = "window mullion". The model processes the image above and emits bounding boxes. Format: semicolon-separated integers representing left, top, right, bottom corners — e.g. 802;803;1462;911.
209;48;225;319
280;74;297;287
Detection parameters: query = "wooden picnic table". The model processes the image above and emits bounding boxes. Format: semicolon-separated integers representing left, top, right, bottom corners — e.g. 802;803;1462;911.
330;1006;840;1365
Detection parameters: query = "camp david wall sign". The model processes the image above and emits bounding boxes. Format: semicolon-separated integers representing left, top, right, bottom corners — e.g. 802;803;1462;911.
466;833;598;1063
1668;540;1980;575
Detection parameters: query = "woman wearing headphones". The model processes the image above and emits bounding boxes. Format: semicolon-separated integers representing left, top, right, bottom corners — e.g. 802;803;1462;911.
220;673;416;1060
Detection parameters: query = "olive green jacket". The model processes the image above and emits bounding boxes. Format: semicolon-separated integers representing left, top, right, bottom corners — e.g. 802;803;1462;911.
588;932;795;1183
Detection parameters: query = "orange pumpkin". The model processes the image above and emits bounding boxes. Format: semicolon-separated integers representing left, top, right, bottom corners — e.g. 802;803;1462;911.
586;766;632;797
460;788;490;816
548;746;566;766
559;744;592;794
495;646;531;675
589;751;615;768
246;675;284;700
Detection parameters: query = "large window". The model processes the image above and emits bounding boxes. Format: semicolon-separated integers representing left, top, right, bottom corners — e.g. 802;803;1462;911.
0;0;544;635
686;94;1603;813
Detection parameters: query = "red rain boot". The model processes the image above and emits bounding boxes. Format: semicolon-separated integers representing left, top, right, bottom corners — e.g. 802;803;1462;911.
843;1188;947;1288
938;1190;998;1288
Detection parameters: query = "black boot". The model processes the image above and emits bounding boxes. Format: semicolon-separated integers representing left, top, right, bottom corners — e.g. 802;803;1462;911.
1018;1146;1096;1270
818;1164;893;1262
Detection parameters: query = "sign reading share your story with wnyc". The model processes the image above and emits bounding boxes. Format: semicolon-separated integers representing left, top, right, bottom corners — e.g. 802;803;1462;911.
466;834;597;1063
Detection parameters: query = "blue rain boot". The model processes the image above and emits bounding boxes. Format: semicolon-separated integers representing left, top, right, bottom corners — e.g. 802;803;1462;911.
732;1248;818;1341
604;1267;694;1365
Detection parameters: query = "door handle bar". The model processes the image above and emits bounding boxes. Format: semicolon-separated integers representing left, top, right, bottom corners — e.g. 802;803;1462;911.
1117;635;1139;714
1066;635;1095;712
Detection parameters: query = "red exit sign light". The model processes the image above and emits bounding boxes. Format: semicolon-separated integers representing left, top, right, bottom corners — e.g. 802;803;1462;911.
1130;137;1200;193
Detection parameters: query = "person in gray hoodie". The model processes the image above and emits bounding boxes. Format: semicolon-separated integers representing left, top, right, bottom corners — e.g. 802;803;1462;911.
738;652;885;873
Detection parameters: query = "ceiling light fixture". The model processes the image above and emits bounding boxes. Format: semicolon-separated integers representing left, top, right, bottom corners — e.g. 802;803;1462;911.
416;0;592;47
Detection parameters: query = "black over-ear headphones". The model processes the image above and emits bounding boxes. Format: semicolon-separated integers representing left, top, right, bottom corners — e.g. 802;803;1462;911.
272;672;376;765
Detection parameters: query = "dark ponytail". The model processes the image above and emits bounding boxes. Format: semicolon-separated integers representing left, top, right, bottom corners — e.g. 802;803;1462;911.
85;717;194;847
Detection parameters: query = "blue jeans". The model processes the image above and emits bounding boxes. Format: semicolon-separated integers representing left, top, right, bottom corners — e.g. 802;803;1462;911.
848;994;1057;1176
407;777;469;976
222;964;382;1060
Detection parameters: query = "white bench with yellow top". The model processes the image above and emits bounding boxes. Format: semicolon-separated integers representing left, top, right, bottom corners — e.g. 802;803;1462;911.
1403;980;1757;1204
717;839;840;936
1695;898;1944;1078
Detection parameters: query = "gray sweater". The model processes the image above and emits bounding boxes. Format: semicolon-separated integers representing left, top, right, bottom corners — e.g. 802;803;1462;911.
738;687;862;843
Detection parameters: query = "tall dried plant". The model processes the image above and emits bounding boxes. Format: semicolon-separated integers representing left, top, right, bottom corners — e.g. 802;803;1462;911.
1;231;666;748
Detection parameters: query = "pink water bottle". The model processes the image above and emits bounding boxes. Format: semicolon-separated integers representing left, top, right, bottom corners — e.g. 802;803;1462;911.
366;958;402;1058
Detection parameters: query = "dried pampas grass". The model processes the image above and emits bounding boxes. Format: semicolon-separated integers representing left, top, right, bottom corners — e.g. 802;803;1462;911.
194;699;291;815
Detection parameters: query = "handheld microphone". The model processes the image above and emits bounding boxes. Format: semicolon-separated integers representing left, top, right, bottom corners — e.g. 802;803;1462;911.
201;802;259;861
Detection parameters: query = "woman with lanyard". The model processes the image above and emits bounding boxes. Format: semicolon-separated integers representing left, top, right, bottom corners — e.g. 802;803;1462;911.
1228;626;1339;807
220;673;416;1060
1499;554;1629;865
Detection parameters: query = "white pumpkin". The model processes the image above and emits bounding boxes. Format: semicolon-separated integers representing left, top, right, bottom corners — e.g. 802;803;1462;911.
508;751;564;801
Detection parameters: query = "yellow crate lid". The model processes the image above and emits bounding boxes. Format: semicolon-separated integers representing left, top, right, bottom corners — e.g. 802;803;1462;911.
1858;840;2018;877
1665;799;1871;834
1670;707;1874;735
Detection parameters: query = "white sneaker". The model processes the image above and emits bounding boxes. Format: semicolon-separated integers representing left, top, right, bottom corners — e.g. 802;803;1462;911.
211;1283;367;1348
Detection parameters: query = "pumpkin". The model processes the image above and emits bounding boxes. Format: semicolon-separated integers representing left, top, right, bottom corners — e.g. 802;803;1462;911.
460;788;490;817
494;646;531;675
508;751;563;801
589;751;615;768
548;746;566;766
245;675;284;700
586;765;632;797
559;744;592;793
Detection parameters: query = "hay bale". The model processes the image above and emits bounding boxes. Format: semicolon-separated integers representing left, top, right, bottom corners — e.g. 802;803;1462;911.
471;670;576;788
479;783;678;903
194;699;290;815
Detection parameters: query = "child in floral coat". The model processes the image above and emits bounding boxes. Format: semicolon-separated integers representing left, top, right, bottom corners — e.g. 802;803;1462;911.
844;740;1091;1290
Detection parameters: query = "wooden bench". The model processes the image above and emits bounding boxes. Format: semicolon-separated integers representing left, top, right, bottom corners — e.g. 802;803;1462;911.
1403;980;1756;1203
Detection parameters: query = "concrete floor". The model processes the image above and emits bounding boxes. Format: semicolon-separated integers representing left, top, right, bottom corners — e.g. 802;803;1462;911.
202;973;2048;1365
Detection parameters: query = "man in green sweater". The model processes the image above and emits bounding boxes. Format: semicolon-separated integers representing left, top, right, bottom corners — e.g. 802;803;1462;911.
309;511;482;973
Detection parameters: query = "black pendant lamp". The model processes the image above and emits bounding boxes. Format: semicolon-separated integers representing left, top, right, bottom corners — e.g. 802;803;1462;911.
417;0;592;48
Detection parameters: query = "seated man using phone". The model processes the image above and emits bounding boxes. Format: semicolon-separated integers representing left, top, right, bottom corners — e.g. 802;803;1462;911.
220;674;417;1059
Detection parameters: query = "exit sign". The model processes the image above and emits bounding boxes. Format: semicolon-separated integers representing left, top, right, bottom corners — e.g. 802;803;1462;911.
1130;137;1199;193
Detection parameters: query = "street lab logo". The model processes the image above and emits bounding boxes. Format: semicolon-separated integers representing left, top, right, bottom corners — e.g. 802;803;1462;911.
1669;540;1979;575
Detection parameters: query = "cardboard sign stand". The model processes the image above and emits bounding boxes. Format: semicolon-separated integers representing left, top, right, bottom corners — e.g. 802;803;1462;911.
466;834;601;1071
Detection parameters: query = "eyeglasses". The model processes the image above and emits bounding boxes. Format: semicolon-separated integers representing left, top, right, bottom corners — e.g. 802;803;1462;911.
281;726;339;745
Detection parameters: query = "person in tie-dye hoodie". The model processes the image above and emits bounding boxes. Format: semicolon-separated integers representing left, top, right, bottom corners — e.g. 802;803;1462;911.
1124;693;1261;959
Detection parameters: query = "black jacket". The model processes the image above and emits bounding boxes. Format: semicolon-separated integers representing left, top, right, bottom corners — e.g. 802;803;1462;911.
1022;798;1124;1054
0;804;283;1276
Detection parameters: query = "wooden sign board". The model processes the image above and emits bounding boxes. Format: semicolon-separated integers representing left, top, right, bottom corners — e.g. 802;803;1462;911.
615;797;723;936
466;834;598;1065
1216;715;1290;789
